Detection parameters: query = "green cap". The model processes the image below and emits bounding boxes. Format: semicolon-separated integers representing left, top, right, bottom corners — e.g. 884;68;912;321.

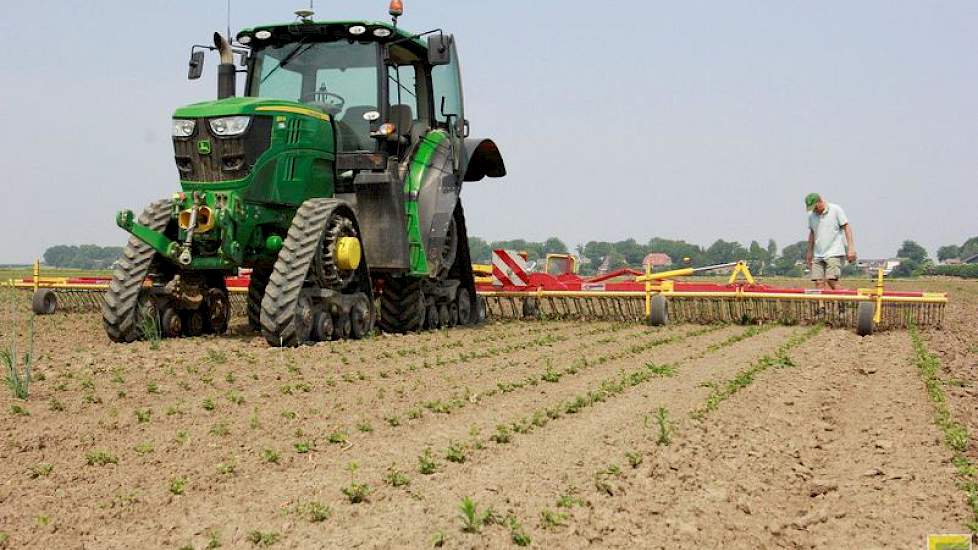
804;193;820;211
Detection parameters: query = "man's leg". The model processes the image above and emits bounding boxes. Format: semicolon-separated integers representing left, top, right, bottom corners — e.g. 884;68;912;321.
825;257;843;289
811;259;827;289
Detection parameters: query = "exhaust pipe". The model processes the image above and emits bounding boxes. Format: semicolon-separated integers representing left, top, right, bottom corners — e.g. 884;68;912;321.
214;32;236;99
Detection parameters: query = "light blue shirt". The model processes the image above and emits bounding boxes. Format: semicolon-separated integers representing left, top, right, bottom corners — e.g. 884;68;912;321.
808;203;849;259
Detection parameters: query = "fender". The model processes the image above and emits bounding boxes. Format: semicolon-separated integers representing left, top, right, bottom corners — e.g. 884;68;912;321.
460;138;506;182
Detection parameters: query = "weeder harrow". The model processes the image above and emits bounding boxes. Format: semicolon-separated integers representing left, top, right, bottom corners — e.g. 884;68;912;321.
476;250;946;336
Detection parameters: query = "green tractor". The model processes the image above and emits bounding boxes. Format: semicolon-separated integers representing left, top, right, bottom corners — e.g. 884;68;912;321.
102;5;505;347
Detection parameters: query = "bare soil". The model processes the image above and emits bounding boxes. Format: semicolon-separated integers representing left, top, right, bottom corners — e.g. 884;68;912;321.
0;278;975;549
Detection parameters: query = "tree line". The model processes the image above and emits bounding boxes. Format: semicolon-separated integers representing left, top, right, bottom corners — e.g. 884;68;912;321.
42;245;123;269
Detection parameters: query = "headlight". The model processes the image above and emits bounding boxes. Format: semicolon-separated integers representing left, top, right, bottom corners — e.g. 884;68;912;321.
172;119;196;137
209;116;251;136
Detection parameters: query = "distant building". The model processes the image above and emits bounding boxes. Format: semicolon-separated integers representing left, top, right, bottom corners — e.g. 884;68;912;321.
964;253;978;265
642;253;673;268
857;258;901;276
942;258;963;265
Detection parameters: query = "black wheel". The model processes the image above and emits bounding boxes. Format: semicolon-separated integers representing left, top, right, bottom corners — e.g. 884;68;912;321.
204;288;231;335
102;199;172;342
32;289;58;315
160;307;183;338
522;297;540;319
648;294;668;326
426;303;439;330
856;301;875;336
456;288;472;325
378;276;426;333
448;302;459;327
311;311;334;342
247;268;271;332
183;310;205;337
477;297;487;323
332;311;351;340
349;296;373;339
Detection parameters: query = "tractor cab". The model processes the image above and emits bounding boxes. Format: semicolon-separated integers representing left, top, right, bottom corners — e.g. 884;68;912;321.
237;19;465;175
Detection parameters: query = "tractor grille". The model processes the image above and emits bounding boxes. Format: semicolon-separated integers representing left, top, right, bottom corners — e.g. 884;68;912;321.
173;117;272;182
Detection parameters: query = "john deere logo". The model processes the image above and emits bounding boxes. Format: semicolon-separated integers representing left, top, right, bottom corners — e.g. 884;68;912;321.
197;140;212;155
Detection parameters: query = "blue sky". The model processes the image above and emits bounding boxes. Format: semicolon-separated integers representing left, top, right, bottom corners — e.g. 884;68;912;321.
1;1;975;262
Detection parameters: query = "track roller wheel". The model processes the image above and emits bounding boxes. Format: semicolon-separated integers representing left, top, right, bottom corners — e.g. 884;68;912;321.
438;303;451;327
448;302;459;327
205;288;231;335
160;307;183;338
349;296;373;339
32;289;58;315
311;311;334;342
332;311;352;340
648;294;668;327
856;302;875;337
477;297;487;323
456;288;472;326
425;303;439;330
183;310;205;337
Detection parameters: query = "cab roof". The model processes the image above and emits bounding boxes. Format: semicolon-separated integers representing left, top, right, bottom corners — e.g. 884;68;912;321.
236;20;427;49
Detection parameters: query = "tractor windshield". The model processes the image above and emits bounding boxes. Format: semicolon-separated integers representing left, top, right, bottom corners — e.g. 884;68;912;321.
249;40;381;151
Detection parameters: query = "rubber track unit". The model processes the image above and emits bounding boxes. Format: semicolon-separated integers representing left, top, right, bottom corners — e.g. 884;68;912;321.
102;199;172;343
246;268;271;332
260;198;341;347
378;276;426;333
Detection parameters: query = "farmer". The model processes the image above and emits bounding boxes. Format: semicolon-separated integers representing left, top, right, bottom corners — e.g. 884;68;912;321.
805;193;856;289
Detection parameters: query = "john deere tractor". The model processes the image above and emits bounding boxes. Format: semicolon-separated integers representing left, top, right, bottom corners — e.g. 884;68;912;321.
102;5;505;347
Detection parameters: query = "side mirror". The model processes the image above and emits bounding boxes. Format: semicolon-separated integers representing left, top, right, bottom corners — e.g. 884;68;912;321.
427;34;453;66
188;51;205;80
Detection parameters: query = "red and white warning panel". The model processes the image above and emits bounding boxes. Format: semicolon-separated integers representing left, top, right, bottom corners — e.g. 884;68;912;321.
491;249;530;287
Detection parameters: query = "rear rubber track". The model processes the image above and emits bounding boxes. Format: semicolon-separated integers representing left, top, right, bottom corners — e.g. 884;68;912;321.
102;199;172;343
247;268;271;332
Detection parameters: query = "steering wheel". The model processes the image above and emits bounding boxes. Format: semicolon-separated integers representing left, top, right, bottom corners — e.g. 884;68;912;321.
302;90;346;116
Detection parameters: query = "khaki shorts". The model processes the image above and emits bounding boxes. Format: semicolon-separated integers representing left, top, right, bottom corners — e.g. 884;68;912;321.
811;256;843;281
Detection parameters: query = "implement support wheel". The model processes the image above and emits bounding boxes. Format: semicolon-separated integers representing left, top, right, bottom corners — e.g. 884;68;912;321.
648;294;668;327
32;289;58;315
856;302;875;337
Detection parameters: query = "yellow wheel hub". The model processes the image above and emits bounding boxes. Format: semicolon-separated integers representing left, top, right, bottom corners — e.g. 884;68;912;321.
335;236;362;271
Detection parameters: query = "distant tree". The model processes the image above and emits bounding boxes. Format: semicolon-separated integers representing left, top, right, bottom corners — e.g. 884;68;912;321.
766;239;778;260
896;240;928;262
892;240;931;277
771;240;808;275
467;237;491;264
543;237;568;254
747;240;769;274
960;236;978;259
937;244;961;262
704;240;748;265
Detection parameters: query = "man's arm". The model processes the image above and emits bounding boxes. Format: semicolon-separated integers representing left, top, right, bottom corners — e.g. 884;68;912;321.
806;229;815;267
843;224;856;262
